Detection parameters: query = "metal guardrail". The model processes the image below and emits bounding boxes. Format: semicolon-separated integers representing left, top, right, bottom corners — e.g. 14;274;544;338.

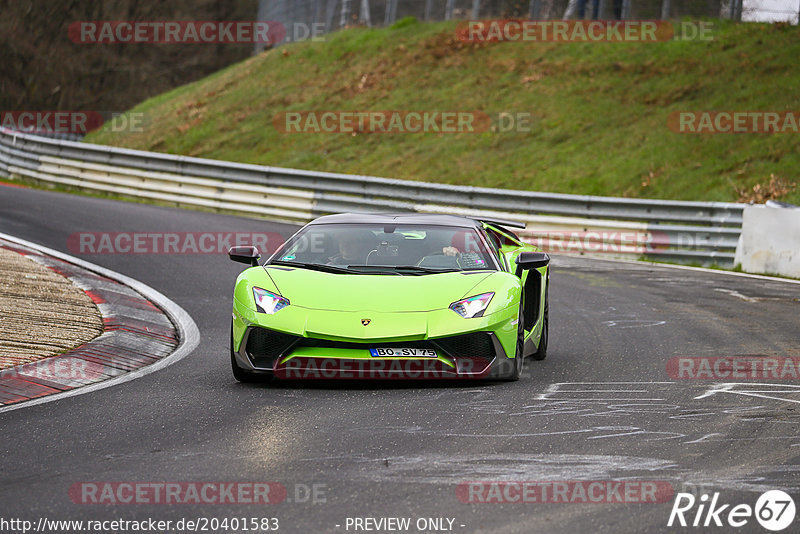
0;128;744;266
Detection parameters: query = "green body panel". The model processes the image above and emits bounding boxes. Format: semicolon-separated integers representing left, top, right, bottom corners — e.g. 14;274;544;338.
263;267;496;312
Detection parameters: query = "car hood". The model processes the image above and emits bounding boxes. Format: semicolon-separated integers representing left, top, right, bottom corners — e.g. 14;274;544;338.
264;266;494;312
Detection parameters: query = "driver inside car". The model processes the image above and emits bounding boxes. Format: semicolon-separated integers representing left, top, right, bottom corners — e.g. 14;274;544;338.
328;231;376;265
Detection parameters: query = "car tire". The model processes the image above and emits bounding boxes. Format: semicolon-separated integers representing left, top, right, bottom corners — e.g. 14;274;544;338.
531;281;548;361
230;324;262;383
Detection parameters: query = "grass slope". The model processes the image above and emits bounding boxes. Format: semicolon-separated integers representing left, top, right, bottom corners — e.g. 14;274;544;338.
88;19;800;204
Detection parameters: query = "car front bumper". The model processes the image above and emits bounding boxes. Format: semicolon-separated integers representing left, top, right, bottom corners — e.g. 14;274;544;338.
231;304;520;379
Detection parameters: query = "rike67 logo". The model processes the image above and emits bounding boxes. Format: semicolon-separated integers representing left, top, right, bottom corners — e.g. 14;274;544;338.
668;490;796;531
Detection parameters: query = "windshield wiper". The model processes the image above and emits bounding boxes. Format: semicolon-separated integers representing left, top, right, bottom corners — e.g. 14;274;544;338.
346;265;461;275
271;261;357;274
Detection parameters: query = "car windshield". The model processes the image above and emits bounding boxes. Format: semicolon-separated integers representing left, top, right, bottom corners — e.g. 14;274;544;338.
269;223;497;273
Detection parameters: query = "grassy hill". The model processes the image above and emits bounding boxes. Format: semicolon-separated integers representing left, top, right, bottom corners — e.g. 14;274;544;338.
87;18;800;205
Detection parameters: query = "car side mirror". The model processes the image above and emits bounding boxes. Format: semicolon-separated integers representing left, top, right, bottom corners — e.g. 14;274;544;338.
515;251;550;276
228;245;261;267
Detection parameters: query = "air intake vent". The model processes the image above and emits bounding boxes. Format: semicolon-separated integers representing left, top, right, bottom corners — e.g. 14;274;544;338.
245;327;298;368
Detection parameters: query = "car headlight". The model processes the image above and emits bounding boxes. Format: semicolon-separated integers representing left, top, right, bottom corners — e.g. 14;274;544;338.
252;287;290;314
450;292;494;318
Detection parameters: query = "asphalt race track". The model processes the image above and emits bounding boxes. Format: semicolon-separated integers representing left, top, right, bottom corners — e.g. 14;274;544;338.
1;185;798;533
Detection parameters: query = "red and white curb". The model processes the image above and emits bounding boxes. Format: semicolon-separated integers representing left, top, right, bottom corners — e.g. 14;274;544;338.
0;232;199;413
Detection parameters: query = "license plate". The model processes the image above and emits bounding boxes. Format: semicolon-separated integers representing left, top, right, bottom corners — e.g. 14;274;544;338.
369;348;437;358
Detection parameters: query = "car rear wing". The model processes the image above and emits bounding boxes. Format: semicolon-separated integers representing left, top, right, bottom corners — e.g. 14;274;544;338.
473;216;526;230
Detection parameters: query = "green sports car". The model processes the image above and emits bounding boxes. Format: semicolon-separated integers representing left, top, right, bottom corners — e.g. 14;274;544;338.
228;213;550;381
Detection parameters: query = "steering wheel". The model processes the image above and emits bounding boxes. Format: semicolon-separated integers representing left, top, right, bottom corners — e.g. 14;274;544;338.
416;252;463;269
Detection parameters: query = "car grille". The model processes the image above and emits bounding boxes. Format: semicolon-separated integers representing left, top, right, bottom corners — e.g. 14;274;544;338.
432;332;495;361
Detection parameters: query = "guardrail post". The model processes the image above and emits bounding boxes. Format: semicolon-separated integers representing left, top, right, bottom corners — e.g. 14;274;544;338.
661;0;671;19
529;0;541;19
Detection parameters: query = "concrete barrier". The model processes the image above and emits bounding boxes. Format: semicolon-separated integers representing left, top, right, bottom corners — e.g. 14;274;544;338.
734;203;800;278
